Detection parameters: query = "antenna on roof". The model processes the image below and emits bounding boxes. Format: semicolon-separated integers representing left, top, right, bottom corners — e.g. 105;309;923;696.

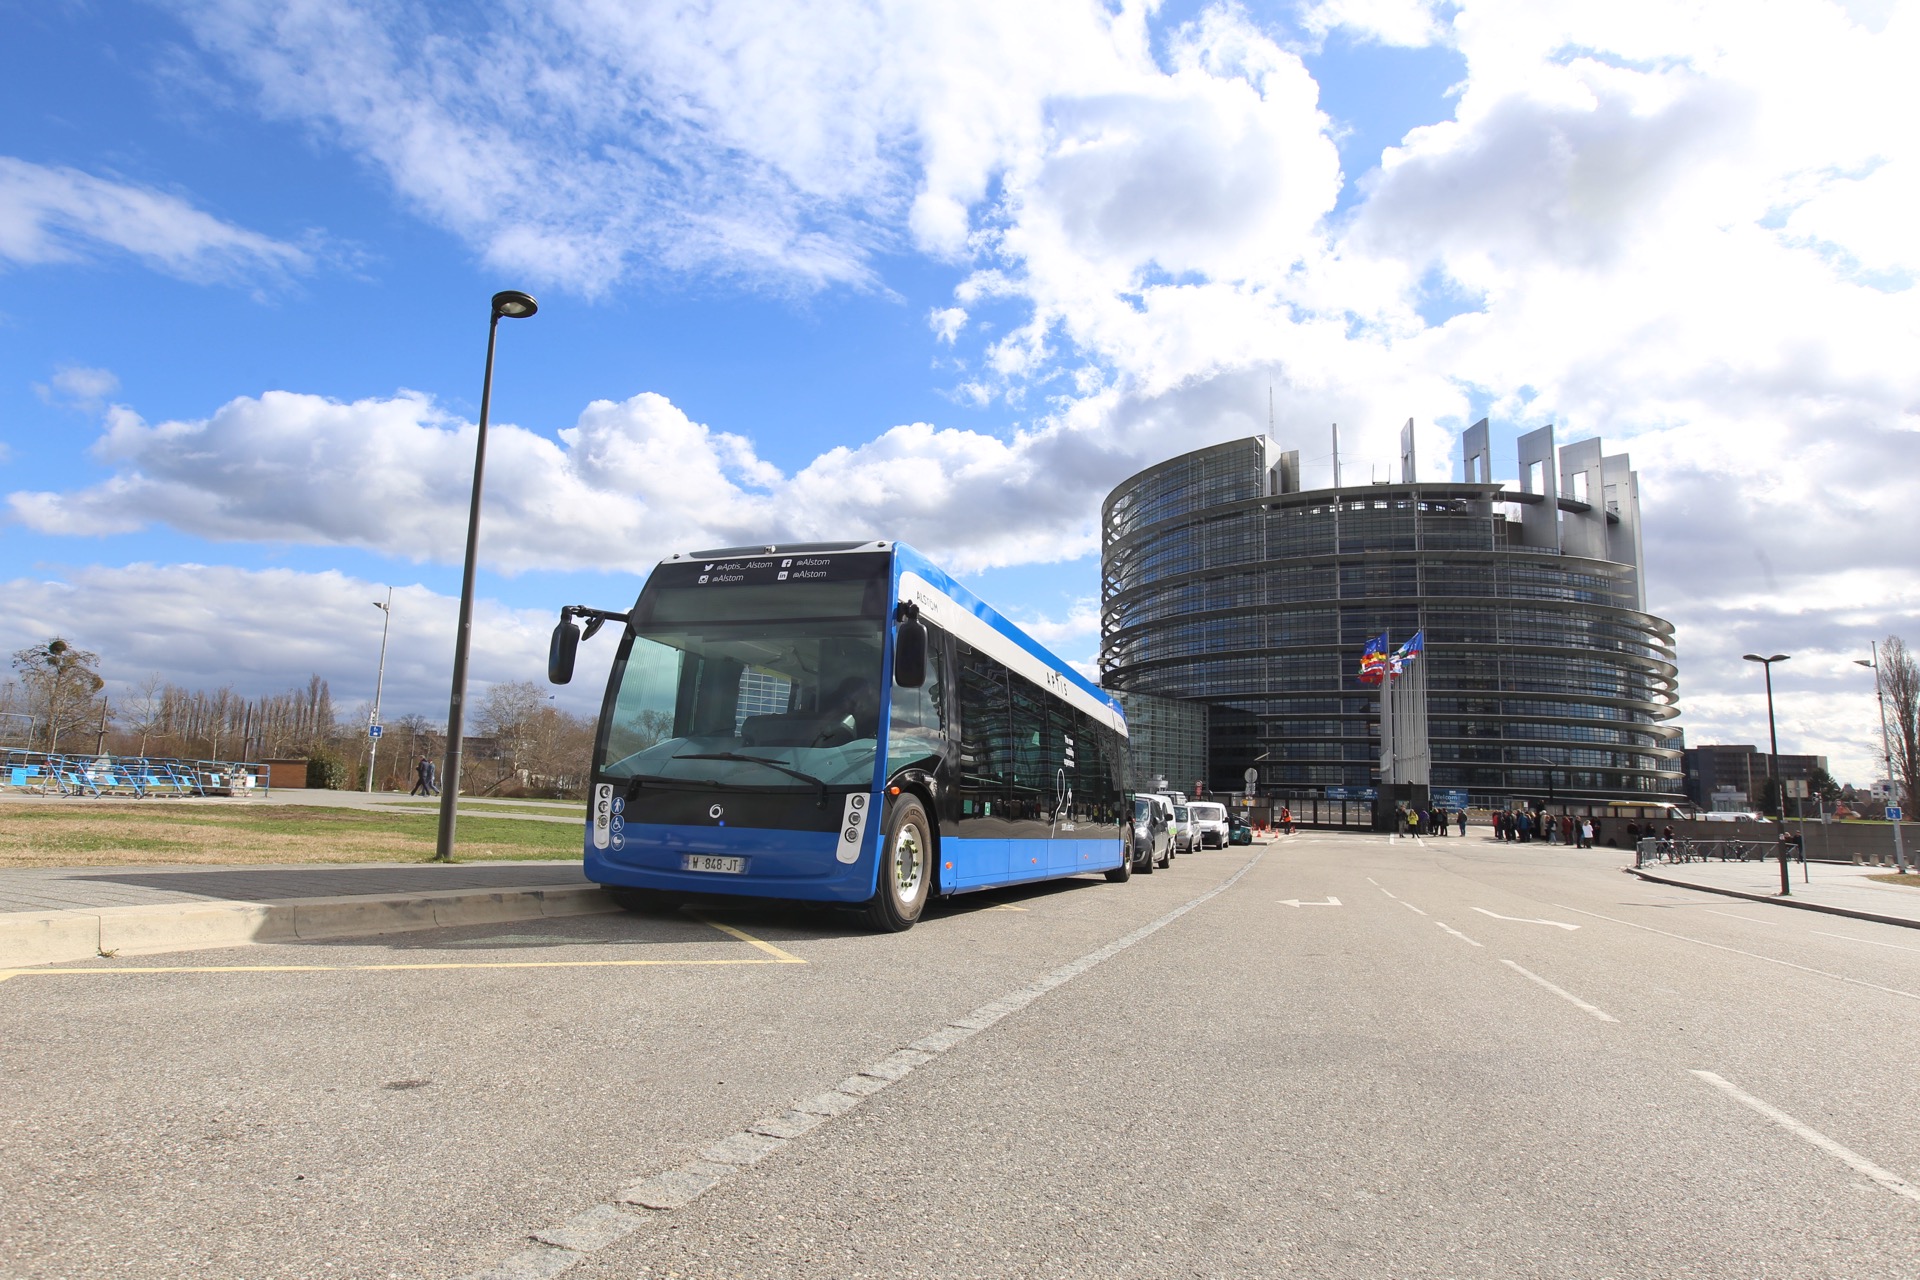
1268;387;1274;436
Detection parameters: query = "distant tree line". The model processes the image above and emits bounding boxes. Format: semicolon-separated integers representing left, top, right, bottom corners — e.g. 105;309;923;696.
3;638;597;798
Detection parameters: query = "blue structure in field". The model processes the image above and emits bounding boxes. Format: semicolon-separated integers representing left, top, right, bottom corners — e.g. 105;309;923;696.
562;541;1130;920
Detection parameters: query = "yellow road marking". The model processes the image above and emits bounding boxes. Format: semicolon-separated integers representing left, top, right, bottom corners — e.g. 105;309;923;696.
0;912;807;982
688;913;807;963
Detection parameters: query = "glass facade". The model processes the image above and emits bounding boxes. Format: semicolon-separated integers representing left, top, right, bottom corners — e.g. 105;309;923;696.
1100;438;1683;810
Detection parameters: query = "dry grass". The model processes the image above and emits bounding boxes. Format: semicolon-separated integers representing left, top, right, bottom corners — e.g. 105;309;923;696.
0;803;582;869
1867;872;1920;890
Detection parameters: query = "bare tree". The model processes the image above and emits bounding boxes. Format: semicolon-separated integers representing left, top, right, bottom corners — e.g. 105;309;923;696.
125;672;167;756
1885;634;1920;815
10;638;105;753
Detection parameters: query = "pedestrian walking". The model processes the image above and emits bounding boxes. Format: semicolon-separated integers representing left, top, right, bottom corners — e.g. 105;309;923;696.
1457;808;1468;837
411;756;432;796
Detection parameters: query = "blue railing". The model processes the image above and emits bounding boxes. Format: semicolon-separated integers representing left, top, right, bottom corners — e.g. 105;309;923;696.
0;751;270;798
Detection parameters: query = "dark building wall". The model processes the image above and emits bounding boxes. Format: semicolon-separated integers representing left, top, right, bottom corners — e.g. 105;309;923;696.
1100;436;1683;812
1684;745;1830;810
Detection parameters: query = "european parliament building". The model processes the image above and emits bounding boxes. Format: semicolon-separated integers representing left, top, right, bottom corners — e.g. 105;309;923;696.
1099;426;1684;813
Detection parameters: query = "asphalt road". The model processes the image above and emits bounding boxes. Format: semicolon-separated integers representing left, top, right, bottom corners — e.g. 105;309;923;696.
4;832;1918;1279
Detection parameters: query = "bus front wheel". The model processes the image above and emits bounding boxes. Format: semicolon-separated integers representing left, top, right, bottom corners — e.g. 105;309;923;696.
865;796;933;932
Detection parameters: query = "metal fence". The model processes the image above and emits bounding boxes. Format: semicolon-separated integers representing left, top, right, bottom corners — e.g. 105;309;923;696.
1;751;271;798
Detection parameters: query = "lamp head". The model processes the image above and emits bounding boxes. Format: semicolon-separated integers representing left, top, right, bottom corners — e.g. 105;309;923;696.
1855;659;1874;669
491;290;538;319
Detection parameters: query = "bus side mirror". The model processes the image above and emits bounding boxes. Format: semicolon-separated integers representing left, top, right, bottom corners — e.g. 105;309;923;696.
548;616;580;685
894;618;927;688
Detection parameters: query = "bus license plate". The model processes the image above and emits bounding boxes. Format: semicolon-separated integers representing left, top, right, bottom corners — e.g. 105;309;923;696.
682;854;746;875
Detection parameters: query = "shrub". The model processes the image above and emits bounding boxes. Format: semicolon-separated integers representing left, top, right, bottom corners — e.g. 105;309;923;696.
306;750;349;790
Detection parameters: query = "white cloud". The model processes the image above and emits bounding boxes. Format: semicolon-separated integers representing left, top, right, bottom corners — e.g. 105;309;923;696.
0;564;584;722
0;156;309;284
33;365;121;410
1299;0;1452;48
928;307;967;343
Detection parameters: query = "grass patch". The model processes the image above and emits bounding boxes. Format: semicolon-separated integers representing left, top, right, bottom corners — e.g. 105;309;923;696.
0;803;584;868
1867;873;1920;890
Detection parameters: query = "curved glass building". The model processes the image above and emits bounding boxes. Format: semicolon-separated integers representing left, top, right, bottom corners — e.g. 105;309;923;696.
1100;427;1682;813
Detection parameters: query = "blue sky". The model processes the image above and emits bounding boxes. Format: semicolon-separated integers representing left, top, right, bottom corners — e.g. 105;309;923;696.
3;0;1916;783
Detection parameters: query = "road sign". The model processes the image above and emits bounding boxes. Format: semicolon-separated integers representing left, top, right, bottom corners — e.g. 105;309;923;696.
1891;806;1904;822
1243;767;1258;784
368;724;383;739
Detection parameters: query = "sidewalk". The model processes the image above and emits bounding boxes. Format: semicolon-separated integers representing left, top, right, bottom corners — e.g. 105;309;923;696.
1628;858;1920;930
0;860;589;914
0;861;609;971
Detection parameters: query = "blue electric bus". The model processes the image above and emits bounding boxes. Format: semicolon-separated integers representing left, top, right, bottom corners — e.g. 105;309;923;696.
546;540;1131;930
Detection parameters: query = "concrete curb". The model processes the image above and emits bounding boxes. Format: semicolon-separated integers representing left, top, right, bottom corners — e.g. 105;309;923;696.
1626;866;1920;932
0;884;618;968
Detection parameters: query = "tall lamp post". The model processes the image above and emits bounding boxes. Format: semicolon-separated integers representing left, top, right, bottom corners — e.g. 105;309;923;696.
1743;652;1792;895
1855;644;1909;874
435;290;538;862
366;588;393;793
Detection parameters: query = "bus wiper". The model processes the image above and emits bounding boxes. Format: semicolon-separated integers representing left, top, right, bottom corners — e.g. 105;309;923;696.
673;753;830;804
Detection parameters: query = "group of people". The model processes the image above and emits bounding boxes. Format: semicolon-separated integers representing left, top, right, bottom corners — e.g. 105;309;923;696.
1395;805;1466;837
410;756;440;796
1492;809;1601;847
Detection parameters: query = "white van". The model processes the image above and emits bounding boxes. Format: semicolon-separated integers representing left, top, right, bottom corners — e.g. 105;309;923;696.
1187;801;1230;849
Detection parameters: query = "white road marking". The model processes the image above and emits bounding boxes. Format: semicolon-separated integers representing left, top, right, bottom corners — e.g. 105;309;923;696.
458;851;1269;1280
1435;922;1483;947
1365;877;1381;886
1399;900;1429;917
1812;930;1920;954
1278;897;1341;907
1703;909;1780;925
1554;904;1920;1003
1499;959;1617;1021
1471;907;1579;931
1690;1071;1920;1204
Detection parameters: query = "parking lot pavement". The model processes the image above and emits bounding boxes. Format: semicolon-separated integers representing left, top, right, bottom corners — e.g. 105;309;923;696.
1;852;1253;1280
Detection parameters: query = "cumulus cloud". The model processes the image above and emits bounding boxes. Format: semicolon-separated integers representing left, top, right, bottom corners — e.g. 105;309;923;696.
0;564;580;721
6;386;1127;574
0;156;309;284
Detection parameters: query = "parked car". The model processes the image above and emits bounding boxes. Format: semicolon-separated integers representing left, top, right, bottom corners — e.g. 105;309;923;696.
1187;801;1230;849
1170;803;1195;854
1128;794;1172;871
1228;818;1253;845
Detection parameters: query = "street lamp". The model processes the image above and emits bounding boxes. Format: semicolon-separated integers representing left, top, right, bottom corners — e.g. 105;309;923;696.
1855;646;1909;874
435;290;538;862
1742;652;1791;895
366;588;393;793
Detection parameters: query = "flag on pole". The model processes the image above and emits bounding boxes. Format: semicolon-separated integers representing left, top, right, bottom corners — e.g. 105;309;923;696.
1358;632;1392;685
1392;630;1425;674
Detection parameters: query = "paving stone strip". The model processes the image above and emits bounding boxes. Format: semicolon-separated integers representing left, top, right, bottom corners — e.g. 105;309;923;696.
458;851;1266;1280
0;862;590;914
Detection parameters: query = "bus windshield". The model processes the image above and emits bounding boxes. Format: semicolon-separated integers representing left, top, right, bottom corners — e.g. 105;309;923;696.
596;568;888;792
